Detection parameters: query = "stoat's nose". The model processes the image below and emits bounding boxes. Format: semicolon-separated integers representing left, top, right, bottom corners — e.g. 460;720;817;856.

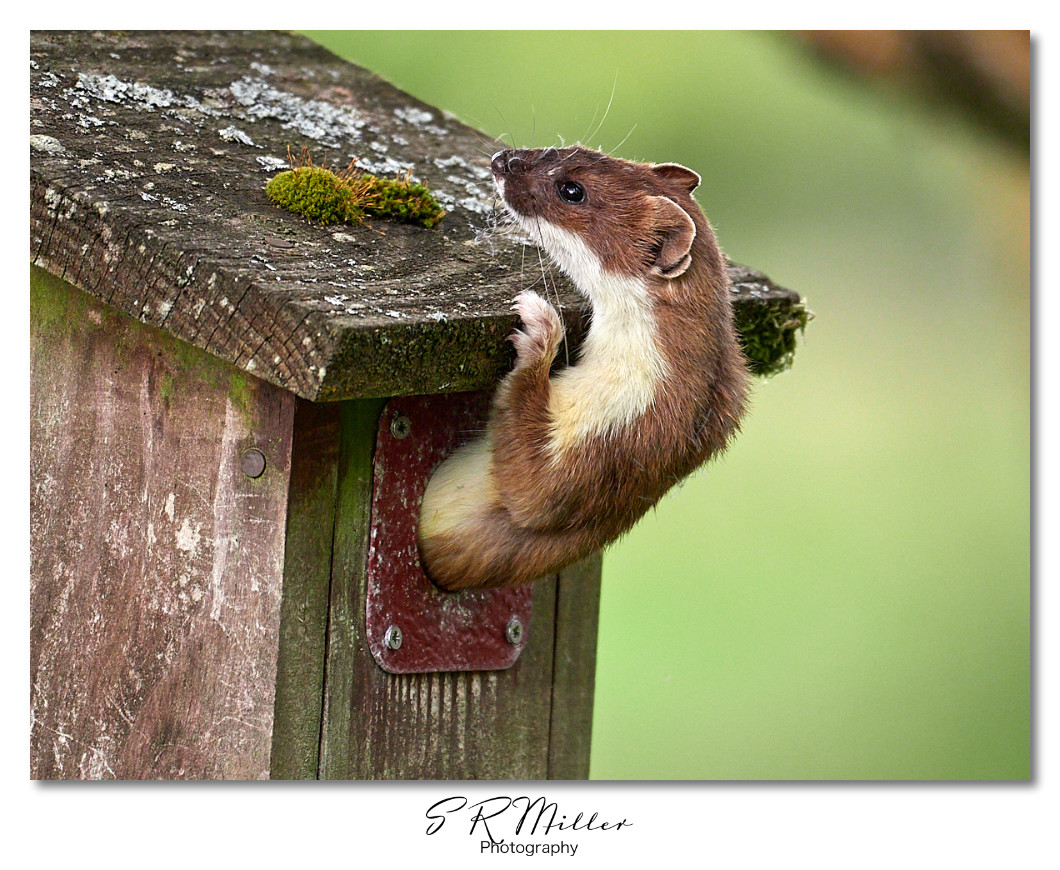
491;149;526;177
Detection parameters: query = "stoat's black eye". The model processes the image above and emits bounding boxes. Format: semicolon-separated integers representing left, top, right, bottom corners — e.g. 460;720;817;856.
557;181;586;204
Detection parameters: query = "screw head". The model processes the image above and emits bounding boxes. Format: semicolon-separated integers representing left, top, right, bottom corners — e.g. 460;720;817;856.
390;414;411;439
240;448;267;479
505;617;524;645
384;625;403;651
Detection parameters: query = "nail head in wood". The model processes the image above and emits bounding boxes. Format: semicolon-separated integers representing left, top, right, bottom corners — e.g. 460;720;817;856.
240;447;267;479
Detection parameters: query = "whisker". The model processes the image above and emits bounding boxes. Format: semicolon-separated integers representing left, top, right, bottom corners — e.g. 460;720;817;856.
609;122;638;156
491;101;518;149
537;245;570;366
584;74;619;150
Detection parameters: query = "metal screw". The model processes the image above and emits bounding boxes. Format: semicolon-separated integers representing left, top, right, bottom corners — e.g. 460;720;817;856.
390;414;411;440
505;617;524;645
384;625;403;651
240;447;267;479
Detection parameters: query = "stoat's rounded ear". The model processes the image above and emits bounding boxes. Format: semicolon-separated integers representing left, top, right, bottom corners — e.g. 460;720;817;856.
648;196;697;279
651;162;701;193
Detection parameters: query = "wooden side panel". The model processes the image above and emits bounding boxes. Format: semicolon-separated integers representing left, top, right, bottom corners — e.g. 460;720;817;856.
30;267;296;780
270;400;342;779
318;401;561;780
548;554;602;779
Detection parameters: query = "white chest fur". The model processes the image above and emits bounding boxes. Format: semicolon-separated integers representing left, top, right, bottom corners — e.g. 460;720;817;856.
509;215;670;456
548;271;669;455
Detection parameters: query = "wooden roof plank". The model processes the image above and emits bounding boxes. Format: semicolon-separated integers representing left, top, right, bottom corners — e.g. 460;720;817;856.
31;30;809;401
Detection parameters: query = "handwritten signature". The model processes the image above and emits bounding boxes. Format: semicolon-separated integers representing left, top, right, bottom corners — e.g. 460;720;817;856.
426;795;632;844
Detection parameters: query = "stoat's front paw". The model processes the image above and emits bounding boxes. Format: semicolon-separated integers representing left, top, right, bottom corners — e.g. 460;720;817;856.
510;291;564;367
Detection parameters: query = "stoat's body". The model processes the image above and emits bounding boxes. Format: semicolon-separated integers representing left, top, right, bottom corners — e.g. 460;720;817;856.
418;146;749;590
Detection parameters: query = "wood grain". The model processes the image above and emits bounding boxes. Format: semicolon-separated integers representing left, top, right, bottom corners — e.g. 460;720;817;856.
269;399;343;779
548;555;603;779
30;267;296;779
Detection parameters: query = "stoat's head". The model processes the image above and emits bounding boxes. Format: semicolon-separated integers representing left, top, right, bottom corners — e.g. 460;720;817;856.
492;145;709;291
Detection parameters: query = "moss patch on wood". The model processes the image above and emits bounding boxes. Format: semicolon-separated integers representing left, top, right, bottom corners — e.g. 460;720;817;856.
265;148;445;229
735;294;814;377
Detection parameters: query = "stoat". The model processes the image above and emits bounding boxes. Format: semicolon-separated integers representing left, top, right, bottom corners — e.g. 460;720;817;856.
418;145;749;590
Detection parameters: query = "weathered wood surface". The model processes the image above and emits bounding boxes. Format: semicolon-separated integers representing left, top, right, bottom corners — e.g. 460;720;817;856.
548;556;603;779
30;267;296;779
269;399;342;779
30;30;807;405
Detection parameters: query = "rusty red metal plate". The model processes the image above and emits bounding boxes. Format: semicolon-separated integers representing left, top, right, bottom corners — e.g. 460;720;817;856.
366;391;534;674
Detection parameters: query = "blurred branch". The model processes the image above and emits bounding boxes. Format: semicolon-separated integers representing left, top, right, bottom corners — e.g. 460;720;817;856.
790;31;1030;154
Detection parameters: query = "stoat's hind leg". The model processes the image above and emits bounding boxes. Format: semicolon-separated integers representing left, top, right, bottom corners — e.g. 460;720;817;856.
422;500;597;590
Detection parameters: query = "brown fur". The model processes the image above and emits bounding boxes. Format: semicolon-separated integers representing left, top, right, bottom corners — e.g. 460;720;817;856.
419;146;749;590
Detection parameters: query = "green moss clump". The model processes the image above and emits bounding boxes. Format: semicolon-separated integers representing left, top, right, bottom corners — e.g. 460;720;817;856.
265;149;445;229
266;165;368;225
360;174;446;228
736;296;814;377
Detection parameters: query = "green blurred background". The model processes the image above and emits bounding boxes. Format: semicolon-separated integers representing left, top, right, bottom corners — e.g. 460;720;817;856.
305;31;1030;780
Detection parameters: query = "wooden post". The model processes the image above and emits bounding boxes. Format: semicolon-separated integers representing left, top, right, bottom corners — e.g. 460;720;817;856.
29;31;808;780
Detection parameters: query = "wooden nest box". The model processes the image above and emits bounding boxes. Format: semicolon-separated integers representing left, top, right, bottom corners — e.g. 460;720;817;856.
30;31;810;780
